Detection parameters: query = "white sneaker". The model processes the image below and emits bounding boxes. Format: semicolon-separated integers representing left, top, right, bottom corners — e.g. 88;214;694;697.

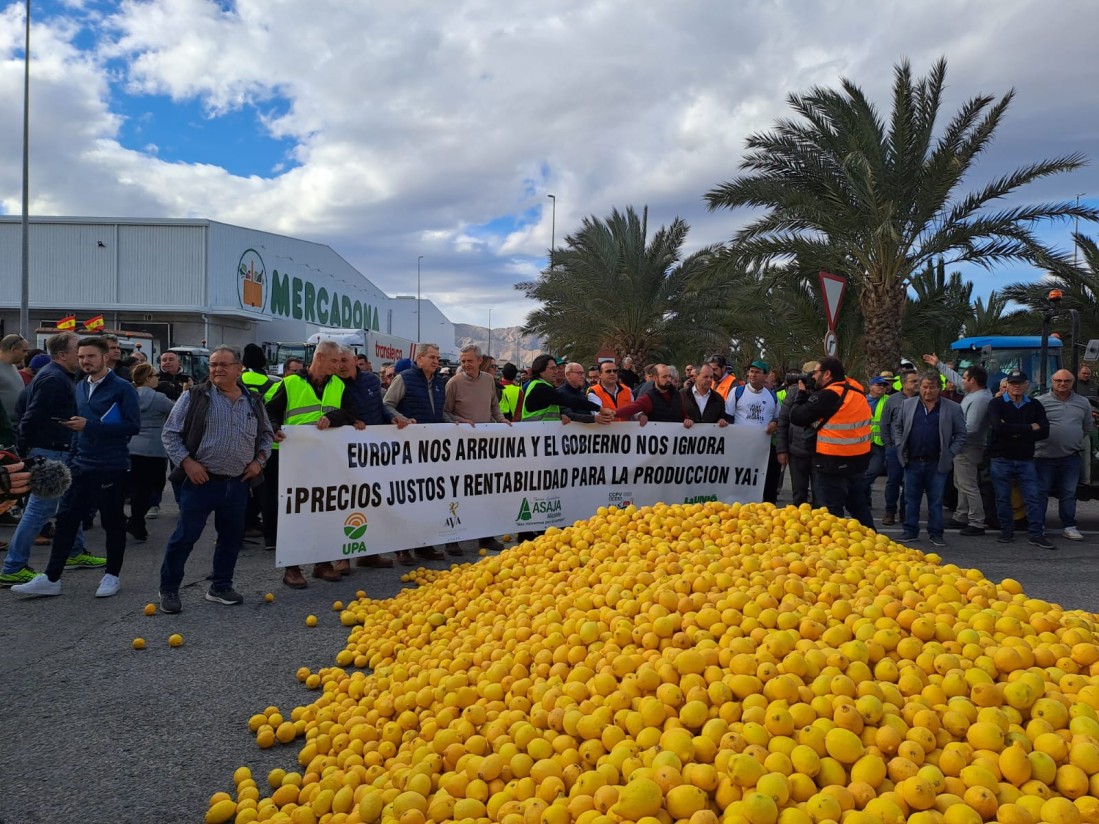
147;506;159;520
95;573;121;598
1063;526;1084;541
11;573;61;596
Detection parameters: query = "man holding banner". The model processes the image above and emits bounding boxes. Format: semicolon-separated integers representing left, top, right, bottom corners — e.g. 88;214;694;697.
266;339;360;587
384;343;450;563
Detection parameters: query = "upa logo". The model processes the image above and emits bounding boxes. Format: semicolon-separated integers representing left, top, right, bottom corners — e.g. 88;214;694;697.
342;512;369;555
237;249;267;310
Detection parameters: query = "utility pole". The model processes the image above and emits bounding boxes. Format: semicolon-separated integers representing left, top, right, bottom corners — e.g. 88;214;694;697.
547;194;556;268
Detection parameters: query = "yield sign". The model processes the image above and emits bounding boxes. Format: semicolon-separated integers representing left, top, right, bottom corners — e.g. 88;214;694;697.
818;271;847;331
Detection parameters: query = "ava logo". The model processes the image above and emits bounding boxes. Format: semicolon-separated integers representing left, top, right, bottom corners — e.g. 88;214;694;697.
238;249;267;310
343;512;368;540
517;499;532;522
444;501;462;529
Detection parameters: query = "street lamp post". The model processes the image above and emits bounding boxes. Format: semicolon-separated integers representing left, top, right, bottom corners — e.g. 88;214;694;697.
416;255;423;342
547;194;556;268
487;306;493;358
20;0;31;338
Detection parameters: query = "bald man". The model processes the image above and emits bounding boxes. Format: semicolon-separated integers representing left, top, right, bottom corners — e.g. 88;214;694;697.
1035;369;1094;541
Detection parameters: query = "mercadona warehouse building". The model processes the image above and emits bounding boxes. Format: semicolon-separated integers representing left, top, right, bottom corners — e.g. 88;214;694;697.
0;216;456;361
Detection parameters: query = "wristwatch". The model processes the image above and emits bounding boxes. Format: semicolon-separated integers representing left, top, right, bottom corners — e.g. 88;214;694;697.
255;455;267;468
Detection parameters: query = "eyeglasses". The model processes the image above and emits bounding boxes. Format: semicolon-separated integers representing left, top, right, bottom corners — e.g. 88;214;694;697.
602;369;618;374
209;362;241;370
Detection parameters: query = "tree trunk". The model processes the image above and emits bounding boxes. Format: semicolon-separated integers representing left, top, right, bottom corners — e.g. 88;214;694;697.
859;279;906;377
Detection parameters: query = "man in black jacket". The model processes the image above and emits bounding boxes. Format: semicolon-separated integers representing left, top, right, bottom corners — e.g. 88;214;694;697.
682;365;728;425
613;365;693;426
988;370;1051;548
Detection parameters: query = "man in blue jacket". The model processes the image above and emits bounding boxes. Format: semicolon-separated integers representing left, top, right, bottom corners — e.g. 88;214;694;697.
0;333;104;587
13;337;140;598
892;373;967;547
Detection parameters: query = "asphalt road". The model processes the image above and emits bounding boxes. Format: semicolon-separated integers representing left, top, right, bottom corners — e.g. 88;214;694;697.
2;482;1097;824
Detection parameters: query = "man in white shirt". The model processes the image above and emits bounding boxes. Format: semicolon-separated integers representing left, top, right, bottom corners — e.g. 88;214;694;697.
725;359;781;503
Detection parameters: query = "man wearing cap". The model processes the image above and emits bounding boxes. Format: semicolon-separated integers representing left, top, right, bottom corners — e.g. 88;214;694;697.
776;361;820;506
725;360;781;503
892;372;967;546
1035;369;1093;542
988;370;1052;549
708;355;737;401
860;376;891;511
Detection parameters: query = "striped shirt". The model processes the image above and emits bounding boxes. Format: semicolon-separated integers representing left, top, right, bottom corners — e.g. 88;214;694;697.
162;384;273;476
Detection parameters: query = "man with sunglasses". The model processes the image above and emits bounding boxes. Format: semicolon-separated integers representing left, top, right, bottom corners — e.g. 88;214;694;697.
588;362;633;411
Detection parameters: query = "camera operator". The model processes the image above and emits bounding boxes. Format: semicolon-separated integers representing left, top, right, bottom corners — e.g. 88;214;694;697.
776;362;820;506
788;356;874;527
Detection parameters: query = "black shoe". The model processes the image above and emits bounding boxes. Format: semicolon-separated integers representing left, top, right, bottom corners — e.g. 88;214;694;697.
415;547;445;561
205;586;244;605
946;520;969;530
160;591;182;614
480;537;506;553
928;535;946;547
959;526;986;536
1028;536;1056;550
444;542;464;556
899;533;919;542
997;532;1014;544
126;524;148;543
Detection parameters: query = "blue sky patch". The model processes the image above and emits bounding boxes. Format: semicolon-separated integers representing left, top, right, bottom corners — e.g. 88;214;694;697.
111;90;299;178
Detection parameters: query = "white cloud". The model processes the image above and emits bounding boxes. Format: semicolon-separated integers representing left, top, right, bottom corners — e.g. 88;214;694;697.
0;0;1096;327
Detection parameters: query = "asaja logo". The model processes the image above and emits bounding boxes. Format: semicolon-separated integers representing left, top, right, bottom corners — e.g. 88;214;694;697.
517;496;562;524
343;512;368;540
238;249;266;310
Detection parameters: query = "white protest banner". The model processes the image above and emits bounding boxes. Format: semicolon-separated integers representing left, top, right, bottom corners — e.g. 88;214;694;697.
274;421;770;567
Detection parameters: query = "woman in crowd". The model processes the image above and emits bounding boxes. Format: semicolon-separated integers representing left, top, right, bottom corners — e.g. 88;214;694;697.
127;363;176;542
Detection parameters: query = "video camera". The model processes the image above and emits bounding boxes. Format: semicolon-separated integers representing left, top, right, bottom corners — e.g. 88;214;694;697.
0;449;72;505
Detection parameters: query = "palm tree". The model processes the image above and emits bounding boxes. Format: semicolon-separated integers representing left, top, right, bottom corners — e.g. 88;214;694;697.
516;206;726;365
901;259;973;358
1001;233;1099;343
962;290;1037;337
705;58;1096;375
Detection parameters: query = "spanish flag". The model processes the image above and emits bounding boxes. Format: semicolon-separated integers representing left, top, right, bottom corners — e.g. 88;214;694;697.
57;315;77;330
85;314;105;332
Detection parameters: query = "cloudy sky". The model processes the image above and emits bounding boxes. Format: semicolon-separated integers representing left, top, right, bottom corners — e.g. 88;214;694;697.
1;0;1097;328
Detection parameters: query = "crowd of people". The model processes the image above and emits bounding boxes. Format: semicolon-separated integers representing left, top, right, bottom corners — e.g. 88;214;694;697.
1;332;1094;611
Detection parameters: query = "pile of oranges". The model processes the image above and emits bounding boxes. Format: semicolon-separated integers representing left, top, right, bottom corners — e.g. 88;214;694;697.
212;502;1099;824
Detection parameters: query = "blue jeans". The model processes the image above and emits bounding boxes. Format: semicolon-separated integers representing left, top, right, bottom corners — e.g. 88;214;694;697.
1035;454;1081;528
1;447;87;575
990;458;1044;538
903;460;948;539
160;477;248;593
884;446;904;515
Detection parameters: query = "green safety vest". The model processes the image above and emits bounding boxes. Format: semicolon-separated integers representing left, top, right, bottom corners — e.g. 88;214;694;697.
242;369;275;398
500;383;521;420
869;395;885;446
521;379;560;421
282;374;346;425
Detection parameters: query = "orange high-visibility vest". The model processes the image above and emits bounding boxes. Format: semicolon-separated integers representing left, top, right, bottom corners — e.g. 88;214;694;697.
589;382;633;409
816;380;872;457
713;372;738;401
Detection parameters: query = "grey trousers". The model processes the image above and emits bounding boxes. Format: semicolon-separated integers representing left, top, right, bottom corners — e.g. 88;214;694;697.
953;444;986;527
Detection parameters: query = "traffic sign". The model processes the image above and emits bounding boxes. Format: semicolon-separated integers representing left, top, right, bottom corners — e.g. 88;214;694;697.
818;271;847;331
824;331;838;357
